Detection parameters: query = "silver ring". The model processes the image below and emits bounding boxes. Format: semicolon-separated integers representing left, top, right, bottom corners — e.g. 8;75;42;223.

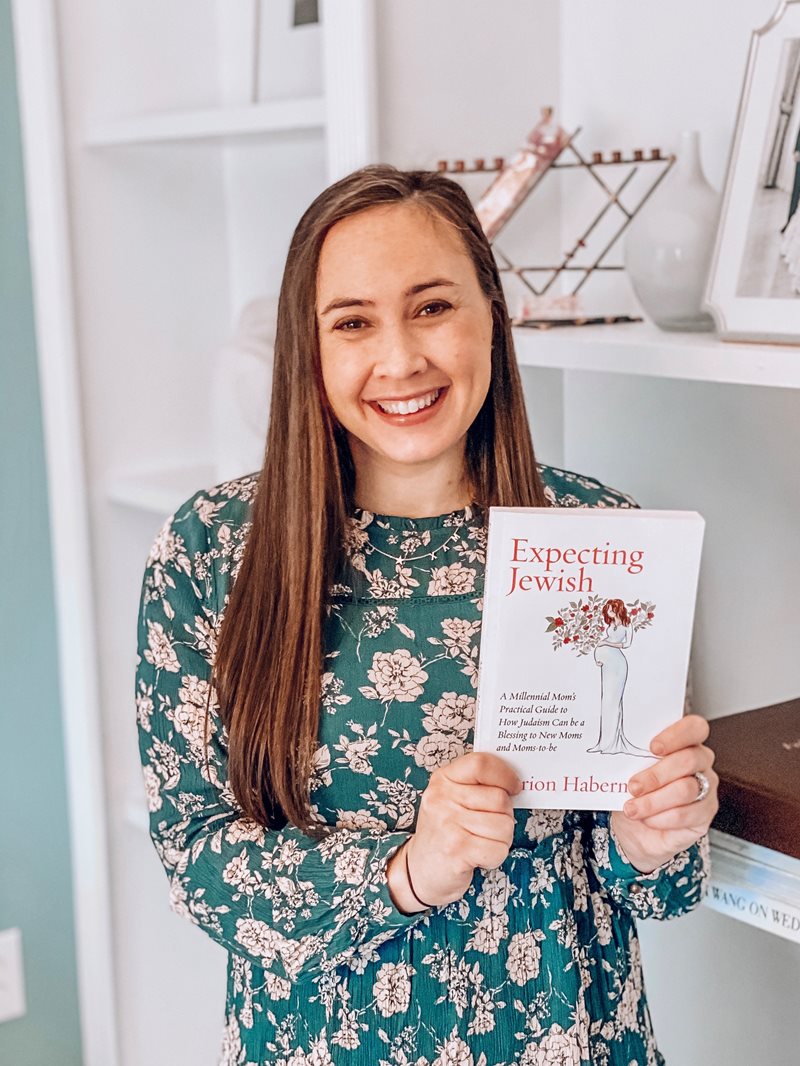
693;770;710;803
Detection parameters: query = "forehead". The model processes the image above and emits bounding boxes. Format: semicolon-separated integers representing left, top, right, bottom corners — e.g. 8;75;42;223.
316;202;474;297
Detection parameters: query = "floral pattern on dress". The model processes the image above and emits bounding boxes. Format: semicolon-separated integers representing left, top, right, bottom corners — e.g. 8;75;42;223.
136;465;708;1066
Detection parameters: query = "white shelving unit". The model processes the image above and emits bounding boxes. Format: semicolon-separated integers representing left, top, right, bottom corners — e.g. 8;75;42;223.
13;0;800;1064
85;96;326;147
513;322;800;389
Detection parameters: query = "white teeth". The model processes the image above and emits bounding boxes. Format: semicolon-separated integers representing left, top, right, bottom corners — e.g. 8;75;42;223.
376;388;441;415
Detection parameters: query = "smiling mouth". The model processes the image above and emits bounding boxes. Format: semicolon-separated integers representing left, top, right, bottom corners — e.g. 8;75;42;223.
372;387;443;416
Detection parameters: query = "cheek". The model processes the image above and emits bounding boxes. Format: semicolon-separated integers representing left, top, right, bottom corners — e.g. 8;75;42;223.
319;353;336;401
320;347;367;420
319;347;346;420
468;336;492;398
457;314;493;392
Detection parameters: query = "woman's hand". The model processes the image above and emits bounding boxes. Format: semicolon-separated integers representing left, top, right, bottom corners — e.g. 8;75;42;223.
611;713;719;874
387;752;520;912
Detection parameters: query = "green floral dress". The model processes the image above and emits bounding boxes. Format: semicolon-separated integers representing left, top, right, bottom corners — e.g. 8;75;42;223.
135;463;709;1066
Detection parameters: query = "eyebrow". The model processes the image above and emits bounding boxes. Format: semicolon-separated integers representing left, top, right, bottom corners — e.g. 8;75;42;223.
319;278;458;317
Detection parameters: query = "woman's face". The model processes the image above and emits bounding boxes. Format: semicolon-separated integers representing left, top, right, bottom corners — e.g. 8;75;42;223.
315;201;493;481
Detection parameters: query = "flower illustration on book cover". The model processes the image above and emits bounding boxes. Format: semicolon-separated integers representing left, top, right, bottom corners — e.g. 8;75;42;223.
545;595;656;756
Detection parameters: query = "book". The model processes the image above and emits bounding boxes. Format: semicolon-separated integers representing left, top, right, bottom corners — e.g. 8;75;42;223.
708;697;800;859
474;507;705;810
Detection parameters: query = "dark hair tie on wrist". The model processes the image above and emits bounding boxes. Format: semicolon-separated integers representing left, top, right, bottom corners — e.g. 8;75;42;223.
404;841;435;909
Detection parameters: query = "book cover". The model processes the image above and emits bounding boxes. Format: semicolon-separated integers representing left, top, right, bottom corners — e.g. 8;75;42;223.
474;507;705;810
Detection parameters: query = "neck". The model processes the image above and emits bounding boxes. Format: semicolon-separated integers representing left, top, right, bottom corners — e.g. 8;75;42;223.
351;442;471;518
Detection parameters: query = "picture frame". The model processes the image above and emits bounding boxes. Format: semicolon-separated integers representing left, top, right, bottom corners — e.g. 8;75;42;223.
705;0;800;343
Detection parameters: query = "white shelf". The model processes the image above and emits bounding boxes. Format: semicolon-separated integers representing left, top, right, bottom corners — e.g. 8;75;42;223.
107;463;217;516
513;322;800;389
85;96;326;148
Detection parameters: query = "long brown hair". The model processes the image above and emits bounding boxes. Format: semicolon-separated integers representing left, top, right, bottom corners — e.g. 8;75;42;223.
211;165;547;835
602;599;631;626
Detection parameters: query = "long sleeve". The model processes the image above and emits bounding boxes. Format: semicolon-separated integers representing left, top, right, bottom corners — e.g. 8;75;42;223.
578;809;710;921
134;493;427;991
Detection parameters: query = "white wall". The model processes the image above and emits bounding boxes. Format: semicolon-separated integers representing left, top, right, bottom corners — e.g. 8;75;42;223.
377;0;560;173
557;4;800;1064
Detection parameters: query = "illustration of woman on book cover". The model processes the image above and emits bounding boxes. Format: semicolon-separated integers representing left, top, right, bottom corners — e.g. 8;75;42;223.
588;598;651;756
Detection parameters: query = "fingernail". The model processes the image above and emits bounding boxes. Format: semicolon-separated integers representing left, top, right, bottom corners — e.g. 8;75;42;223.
651;741;664;756
624;801;637;817
628;781;642;797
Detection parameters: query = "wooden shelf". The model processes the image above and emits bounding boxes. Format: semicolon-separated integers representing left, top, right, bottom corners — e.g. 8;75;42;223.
107;463;217;516
85;96;326;148
513;322;800;389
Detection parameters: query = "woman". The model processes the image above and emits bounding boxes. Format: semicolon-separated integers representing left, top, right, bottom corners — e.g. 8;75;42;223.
136;165;718;1066
588;599;651;757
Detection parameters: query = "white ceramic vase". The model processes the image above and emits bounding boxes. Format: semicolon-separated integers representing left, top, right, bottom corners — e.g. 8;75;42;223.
623;130;720;331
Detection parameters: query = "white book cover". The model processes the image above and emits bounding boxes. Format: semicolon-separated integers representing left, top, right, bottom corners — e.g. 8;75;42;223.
474;507;705;810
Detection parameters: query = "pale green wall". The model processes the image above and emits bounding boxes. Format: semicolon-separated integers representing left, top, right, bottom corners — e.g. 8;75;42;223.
0;2;84;1062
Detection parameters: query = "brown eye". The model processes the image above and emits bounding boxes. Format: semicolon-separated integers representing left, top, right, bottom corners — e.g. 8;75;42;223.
335;318;366;331
419;301;451;316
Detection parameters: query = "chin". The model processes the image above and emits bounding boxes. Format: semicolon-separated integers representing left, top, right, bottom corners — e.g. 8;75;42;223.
378;435;465;466
379;449;452;469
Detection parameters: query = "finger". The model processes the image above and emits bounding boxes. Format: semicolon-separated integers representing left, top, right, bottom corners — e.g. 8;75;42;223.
458;810;515;848
628;744;715;797
624;769;718;821
639;826;709;858
465;834;516;871
443;752;522;795
451;783;516;815
637;795;718;832
650;713;709;756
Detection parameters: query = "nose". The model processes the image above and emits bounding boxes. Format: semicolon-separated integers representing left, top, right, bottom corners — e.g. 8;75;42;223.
372;320;428;380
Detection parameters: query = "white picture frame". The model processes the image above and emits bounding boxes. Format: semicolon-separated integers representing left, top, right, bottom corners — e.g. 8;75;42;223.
705;0;800;343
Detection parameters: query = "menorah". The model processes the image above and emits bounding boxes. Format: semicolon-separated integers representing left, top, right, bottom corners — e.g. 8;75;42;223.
437;129;676;327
